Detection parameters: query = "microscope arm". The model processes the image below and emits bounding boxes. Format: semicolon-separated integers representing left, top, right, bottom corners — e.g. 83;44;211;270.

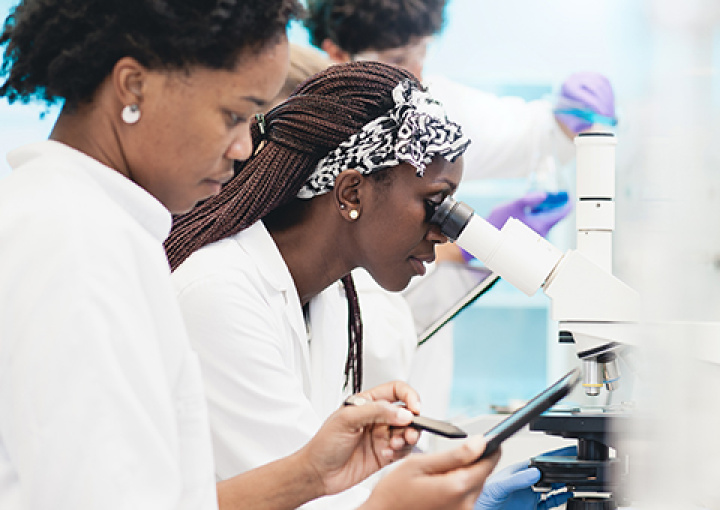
431;198;640;395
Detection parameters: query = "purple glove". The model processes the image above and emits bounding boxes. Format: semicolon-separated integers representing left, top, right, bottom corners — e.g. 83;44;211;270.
486;191;573;237
460;192;571;262
554;72;616;134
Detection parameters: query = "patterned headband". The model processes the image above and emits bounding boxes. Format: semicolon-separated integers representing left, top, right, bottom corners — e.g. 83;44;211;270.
296;80;470;199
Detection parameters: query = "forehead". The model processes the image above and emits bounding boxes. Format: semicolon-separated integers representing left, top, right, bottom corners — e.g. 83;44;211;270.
423;156;463;186
388;156;463;189
361;36;431;60
157;40;289;104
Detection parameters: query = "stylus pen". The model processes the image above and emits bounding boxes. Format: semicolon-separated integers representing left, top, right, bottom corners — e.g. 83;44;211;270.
343;394;468;439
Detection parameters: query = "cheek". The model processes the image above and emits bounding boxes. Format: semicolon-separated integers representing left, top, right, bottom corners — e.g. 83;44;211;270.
147;102;226;155
377;204;427;252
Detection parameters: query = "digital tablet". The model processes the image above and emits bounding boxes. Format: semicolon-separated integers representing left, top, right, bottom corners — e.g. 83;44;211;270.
402;262;500;345
476;367;581;460
345;368;581;448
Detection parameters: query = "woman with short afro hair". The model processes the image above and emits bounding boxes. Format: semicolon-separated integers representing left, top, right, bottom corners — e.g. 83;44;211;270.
0;1;503;509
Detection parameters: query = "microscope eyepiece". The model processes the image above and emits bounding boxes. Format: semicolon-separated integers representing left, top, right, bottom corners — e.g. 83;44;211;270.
429;196;474;241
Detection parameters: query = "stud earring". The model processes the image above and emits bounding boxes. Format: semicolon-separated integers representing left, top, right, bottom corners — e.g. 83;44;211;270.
348;209;359;220
121;104;141;124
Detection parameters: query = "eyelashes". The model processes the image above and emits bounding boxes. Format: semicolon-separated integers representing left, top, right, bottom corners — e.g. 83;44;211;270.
424;199;442;223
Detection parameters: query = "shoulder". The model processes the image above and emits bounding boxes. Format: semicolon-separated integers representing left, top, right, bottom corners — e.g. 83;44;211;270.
172;234;257;295
1;168;155;275
171;231;282;329
173;222;289;303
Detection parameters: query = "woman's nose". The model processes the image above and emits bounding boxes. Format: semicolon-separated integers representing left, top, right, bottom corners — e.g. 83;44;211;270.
426;223;449;244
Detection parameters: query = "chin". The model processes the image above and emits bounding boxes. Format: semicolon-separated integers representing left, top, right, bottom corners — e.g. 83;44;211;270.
380;277;412;293
167;194;206;215
168;202;196;215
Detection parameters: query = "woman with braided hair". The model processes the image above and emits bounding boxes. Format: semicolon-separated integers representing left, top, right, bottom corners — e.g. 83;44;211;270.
0;1;500;509
165;60;508;508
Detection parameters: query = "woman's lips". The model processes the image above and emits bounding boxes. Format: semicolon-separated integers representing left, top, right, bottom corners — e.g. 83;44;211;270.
409;257;427;276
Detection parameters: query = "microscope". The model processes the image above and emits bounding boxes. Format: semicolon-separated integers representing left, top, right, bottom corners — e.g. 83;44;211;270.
429;132;639;509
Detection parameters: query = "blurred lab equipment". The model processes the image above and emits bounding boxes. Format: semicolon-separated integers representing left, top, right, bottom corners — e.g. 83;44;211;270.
430;128;720;508
529;410;631;509
430;132;637;509
402;262;499;345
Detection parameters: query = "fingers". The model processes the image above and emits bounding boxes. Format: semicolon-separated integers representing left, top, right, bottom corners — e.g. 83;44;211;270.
365;439;501;510
490;458;532;478
538;489;573;510
520;190;550;207
340;399;414;430
412;436;496;475
386;438;415;463
402;425;420;446
490;466;541;494
357;380;421;415
387;423;420;446
411;438;500;501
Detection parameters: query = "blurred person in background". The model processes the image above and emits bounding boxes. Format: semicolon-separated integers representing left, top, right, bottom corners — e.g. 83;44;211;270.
265;43;333;111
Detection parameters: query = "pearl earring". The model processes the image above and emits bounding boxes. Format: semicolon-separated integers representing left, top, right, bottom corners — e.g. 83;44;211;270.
122;104;141;124
348;209;359;220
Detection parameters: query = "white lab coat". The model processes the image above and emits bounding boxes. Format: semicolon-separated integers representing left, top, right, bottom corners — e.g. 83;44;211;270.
172;221;373;509
354;267;453;423
425;74;574;179
360;77;575;420
0;141;217;510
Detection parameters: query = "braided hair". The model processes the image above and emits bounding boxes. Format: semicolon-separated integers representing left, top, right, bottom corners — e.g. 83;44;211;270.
1;0;303;109
166;61;420;393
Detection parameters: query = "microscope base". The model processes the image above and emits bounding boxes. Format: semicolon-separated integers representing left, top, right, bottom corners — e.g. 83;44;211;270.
567;496;617;510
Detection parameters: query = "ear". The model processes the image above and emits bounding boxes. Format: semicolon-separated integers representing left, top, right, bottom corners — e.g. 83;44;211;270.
334;169;365;221
111;56;147;113
321;39;352;64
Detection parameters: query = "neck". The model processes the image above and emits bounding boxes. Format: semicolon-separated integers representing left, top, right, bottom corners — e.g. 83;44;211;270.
49;85;129;179
265;200;353;306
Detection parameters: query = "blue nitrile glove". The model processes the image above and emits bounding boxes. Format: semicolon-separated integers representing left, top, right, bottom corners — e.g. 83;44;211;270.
485;191;573;238
474;446;577;510
554;71;617;134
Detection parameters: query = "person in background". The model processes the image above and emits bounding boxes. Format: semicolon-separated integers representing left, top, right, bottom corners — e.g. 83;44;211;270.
0;1;500;509
304;0;616;177
265;43;333;111
302;0;615;422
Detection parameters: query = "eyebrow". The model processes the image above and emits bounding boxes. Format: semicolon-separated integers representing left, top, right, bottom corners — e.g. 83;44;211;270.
438;179;458;192
239;95;267;107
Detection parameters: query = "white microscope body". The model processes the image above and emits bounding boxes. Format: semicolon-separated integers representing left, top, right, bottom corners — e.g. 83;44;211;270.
431;132;640;396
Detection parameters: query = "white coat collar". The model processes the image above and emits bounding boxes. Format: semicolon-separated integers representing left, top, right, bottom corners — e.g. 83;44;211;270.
7;140;172;243
232;221;308;342
233;221;296;295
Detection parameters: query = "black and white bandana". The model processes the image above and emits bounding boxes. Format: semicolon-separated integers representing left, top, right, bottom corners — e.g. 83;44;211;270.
296;80;470;199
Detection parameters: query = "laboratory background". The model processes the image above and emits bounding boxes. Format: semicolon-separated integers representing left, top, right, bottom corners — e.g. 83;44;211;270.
2;0;720;507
